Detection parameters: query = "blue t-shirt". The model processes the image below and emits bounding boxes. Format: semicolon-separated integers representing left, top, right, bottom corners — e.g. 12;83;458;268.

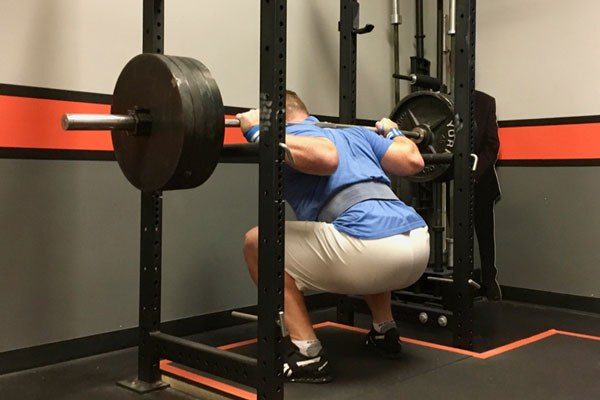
284;116;426;239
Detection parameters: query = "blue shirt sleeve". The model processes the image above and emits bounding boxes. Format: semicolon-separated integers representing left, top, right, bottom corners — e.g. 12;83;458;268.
361;129;394;161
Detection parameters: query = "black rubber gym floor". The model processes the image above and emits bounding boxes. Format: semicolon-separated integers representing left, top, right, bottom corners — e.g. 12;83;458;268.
1;301;598;400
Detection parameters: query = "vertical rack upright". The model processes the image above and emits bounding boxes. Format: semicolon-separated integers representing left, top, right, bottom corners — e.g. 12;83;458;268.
124;0;169;393
451;0;476;349
339;0;358;124
257;0;287;398
336;0;360;326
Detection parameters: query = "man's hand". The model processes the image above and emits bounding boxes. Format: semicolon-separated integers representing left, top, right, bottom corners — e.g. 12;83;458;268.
375;118;398;136
236;109;260;134
236;109;260;143
375;118;404;140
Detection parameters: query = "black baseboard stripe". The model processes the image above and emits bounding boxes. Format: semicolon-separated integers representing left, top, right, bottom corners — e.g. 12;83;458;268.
0;148;115;161
501;286;600;315
497;159;600;167
499;115;600;127
0;83;111;104
0;327;138;376
224;106;250;116
0;293;337;376
0;83;247;117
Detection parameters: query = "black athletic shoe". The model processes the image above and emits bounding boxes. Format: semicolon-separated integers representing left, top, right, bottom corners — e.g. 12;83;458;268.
365;327;402;359
282;338;333;383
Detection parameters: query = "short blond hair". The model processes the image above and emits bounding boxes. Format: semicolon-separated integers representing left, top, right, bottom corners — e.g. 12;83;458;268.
286;90;309;119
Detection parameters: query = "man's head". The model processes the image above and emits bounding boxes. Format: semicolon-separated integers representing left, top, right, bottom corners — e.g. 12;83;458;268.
286;90;309;122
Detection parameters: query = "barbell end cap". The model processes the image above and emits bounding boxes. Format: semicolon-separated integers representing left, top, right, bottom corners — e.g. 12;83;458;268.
468;279;482;290
61;114;72;130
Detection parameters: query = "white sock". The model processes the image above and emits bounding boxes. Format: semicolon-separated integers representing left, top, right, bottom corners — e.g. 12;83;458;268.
373;320;396;333
292;339;322;357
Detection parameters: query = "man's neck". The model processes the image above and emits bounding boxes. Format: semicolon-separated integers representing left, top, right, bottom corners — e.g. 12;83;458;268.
287;114;310;124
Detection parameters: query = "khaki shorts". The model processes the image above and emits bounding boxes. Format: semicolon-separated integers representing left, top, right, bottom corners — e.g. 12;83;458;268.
285;222;430;295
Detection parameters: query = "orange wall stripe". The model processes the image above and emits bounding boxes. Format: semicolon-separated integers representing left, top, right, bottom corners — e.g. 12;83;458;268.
5;94;599;159
0;95;246;150
0;95;112;150
498;123;600;160
224;120;246;144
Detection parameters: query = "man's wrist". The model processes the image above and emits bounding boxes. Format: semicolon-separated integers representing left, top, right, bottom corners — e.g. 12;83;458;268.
244;125;260;143
385;128;404;140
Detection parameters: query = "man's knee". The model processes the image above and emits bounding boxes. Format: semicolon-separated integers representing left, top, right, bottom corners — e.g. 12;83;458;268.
243;226;259;260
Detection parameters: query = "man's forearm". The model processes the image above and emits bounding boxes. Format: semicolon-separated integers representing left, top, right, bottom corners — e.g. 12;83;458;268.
285;135;338;176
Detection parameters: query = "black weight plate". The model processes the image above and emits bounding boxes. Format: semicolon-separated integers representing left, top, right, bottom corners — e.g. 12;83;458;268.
171;56;224;189
112;54;191;191
390;91;455;182
111;54;224;191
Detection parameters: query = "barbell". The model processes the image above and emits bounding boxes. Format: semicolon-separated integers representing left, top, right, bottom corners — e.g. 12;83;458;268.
62;114;425;142
61;53;455;191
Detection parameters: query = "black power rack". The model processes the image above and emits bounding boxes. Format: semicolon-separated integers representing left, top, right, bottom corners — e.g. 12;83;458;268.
120;0;476;399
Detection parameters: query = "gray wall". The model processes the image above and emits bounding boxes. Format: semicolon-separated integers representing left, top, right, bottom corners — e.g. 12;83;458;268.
493;167;600;298
477;0;600;120
475;0;600;298
0;161;258;352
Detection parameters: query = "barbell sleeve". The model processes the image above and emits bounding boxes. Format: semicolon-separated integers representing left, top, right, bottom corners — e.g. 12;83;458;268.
422;153;453;164
391;0;402;25
393;73;443;91
448;0;456;35
61;113;137;131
